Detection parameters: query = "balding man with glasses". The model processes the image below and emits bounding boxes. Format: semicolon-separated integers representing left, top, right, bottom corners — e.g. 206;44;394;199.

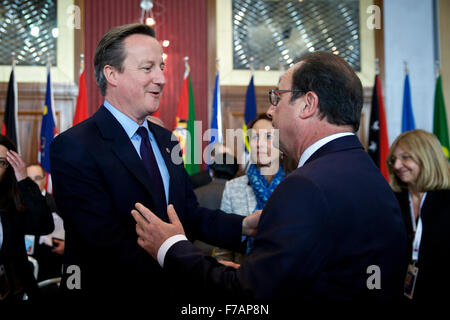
132;51;408;305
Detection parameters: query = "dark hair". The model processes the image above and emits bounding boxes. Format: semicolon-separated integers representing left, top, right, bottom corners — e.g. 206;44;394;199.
247;113;272;130
0;135;24;213
210;152;239;180
94;23;156;96
247;114;297;174
291;51;363;132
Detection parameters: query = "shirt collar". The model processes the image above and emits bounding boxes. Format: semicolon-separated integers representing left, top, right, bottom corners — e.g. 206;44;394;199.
298;132;355;168
103;100;149;139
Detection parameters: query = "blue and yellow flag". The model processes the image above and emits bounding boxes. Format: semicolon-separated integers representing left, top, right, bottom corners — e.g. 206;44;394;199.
40;70;56;174
243;76;257;151
401;74;415;132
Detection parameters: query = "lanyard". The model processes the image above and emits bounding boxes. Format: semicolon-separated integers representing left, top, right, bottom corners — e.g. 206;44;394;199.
409;192;427;261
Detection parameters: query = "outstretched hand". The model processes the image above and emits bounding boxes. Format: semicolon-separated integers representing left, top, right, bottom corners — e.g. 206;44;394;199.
131;203;185;260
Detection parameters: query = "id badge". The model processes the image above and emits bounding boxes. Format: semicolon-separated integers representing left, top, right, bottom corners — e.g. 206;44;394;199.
404;263;419;299
25;234;35;255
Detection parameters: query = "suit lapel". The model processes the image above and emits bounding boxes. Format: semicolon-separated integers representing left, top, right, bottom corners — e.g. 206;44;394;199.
93;106;163;215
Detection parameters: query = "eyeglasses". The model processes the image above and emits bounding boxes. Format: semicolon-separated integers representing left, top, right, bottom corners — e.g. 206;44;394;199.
31;175;46;181
268;89;304;106
0;158;9;169
387;154;414;166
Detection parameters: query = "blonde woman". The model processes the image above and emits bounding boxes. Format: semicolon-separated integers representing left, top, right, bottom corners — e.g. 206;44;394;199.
386;129;450;302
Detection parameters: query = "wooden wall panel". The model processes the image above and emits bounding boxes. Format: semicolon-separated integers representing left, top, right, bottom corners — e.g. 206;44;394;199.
0;82;77;164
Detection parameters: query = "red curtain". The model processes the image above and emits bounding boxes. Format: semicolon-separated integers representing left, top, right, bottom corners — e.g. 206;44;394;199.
84;0;208;132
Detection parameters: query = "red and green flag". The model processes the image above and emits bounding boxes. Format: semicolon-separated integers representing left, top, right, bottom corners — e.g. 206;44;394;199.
433;75;450;159
174;59;199;175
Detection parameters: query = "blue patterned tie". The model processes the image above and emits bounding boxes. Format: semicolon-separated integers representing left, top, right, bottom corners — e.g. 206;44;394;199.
136;127;167;210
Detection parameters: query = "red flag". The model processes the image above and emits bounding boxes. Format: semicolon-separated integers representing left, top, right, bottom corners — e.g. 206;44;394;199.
368;75;389;181
174;76;189;129
73;70;88;126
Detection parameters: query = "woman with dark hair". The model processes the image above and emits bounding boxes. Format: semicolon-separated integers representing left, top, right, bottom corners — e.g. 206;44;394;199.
386;129;450;302
0;135;53;302
216;114;289;264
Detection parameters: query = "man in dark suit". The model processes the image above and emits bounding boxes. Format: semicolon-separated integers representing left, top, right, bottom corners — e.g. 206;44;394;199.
132;51;408;303
50;24;258;304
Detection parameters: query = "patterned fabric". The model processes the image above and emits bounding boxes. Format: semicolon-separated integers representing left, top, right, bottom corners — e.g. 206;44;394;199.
245;164;285;254
247;164;285;210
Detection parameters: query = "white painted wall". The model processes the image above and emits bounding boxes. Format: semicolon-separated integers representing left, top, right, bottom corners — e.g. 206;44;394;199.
384;0;436;144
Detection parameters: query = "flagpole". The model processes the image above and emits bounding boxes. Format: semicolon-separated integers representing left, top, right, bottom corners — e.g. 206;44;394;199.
184;56;190;79
249;56;254;77
11;52;16;69
375;58;379;75
435;60;440;80
404;60;409;76
215;57;223;143
278;58;285;82
80;53;85;76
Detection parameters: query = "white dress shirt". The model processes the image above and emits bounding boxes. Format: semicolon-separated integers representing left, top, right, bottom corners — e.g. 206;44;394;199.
298;132;355;168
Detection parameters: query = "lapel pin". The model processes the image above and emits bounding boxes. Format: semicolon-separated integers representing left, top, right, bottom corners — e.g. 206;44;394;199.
166;147;170;153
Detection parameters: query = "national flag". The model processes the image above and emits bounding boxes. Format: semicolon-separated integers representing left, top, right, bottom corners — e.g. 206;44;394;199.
185;75;199;175
401;73;415;132
367;74;389;181
174;76;189;128
73;70;88;126
278;64;285;83
433;74;450;159
243;75;257;152
39;66;57;192
173;59;199;175
210;71;223;145
1;66;20;152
